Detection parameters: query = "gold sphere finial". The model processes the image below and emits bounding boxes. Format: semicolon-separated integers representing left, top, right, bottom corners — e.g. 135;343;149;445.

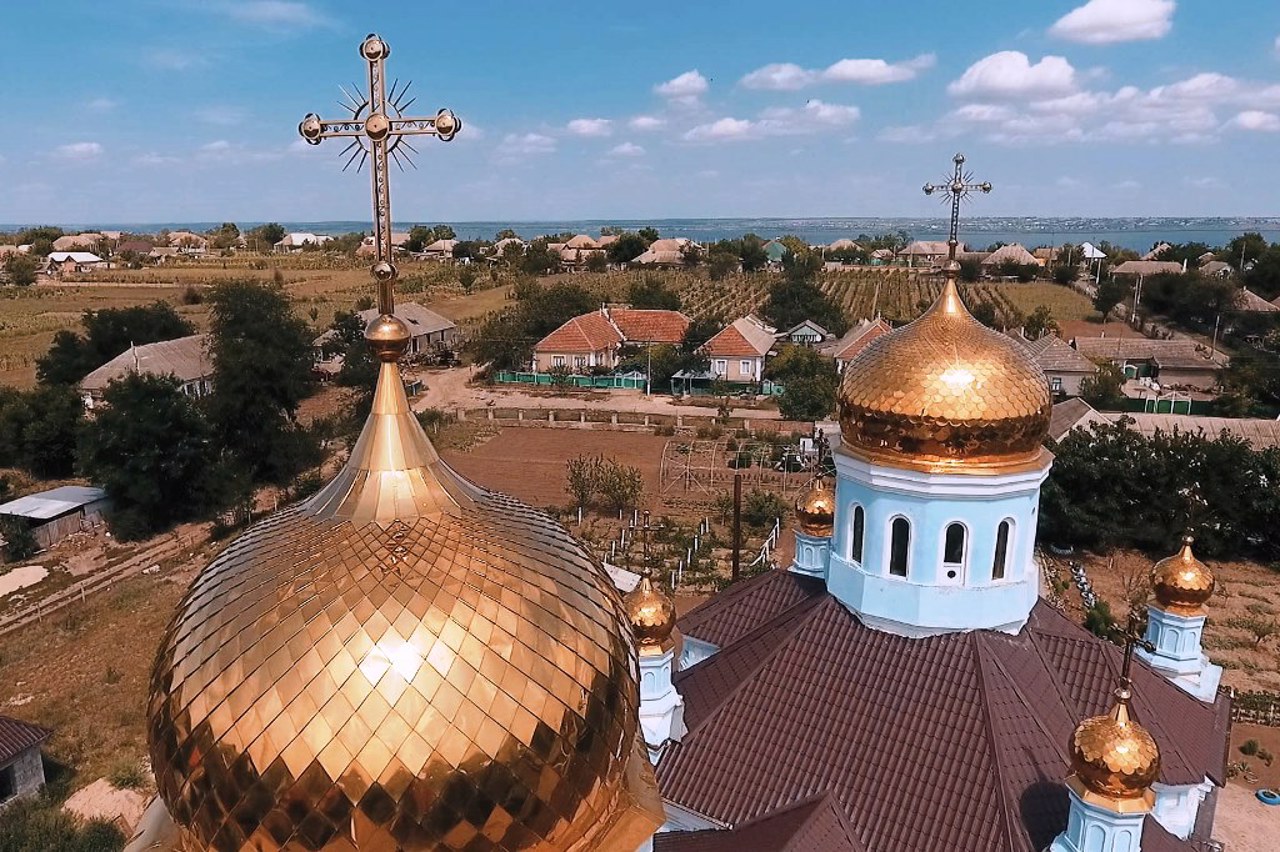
623;567;677;650
1151;535;1214;616
365;313;410;362
795;477;835;538
1068;686;1161;804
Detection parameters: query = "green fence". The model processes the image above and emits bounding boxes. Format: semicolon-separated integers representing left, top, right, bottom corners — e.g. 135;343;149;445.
494;370;647;389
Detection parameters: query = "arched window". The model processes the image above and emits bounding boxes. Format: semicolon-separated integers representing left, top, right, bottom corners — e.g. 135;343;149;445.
888;517;910;578
850;505;865;565
942;523;967;582
993;520;1013;581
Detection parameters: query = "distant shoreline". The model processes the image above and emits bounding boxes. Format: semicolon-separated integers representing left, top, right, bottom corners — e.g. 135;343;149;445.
4;216;1279;253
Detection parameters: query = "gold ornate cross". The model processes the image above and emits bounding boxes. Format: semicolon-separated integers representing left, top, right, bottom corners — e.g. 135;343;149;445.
1115;608;1155;690
923;153;992;267
298;33;461;316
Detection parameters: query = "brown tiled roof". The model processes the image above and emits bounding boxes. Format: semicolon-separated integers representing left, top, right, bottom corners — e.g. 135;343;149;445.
703;318;774;358
659;574;1227;852
983;243;1040;266
1240;288;1279;312
534;310;623;354
0;714;52;764
824;318;892;361
610;309;690;344
1113;260;1184;276
655;794;862;851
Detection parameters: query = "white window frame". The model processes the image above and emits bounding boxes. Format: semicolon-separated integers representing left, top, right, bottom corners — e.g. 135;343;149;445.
939;521;969;585
1050;376;1063;393
739;359;754;378
573;355;588;370
551;355;566;368
712;359;728;376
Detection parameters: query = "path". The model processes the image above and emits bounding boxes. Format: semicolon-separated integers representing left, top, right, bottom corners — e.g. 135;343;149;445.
411;366;783;421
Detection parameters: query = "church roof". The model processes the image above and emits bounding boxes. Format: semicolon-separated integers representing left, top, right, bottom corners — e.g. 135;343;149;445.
655;794;862;851
658;570;1229;852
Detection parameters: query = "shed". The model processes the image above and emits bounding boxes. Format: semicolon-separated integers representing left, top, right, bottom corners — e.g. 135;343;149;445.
0;715;51;806
0;485;109;550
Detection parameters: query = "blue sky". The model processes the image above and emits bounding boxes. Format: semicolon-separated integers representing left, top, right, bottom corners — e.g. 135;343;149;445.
2;0;1279;224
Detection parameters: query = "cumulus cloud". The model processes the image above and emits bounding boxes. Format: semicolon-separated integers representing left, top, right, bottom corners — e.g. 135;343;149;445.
877;125;936;144
53;142;103;161
655;70;709;105
1232;110;1280;131
133;152;182;166
566;118;612;137
86;97;117;112
195;105;248;126
1050;0;1175;45
948;52;1077;99
740;54;934;90
608;142;645;157
496;132;557;159
629;115;666;131
683;100;859;142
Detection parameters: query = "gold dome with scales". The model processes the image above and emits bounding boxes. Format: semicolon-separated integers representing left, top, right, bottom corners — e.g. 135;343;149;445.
127;33;662;852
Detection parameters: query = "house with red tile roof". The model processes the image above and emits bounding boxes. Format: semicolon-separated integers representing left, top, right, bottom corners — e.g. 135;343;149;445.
532;307;689;373
819;318;892;373
701;316;776;384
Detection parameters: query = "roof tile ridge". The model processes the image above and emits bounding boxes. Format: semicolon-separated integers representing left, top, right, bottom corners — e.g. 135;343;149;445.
1023;609;1089;716
601;307;626;341
970;637;1021;852
979;632;1071;752
678;569;795;633
677;593;827;736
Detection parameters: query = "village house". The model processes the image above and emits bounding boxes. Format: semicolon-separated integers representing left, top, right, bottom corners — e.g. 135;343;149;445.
0;486;109;551
1199;260;1233;279
1240;288;1280;313
981;243;1040;272
761;239;788;266
820;318;893;373
51;233;104;252
1072;335;1225;392
898;240;960;267
1052;398;1280;450
116;238;155;256
79;334;213;407
166;231;209;253
702;316;776;384
0;716;51;807
355;232;411;257
148;246;182;264
273;233;330;253
1112;260;1184;278
1141;242;1173;261
421;238;459;261
44;251;105;275
532;307;689;372
1016;335;1097;396
313;302;459;360
778;320;833;347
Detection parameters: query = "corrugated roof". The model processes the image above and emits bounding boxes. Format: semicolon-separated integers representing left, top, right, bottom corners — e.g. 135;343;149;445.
659;572;1227;852
609;309;690;344
1239;288;1278;312
1123;413;1280;450
47;251;104;263
899;240;957;256
983;243;1040;266
358;302;456;337
631;249;685;266
0;485;107;521
1019;335;1097;373
1072;336;1224;371
1048;399;1109;441
1113;260;1184;276
80;334;211;392
703;318;775;358
656;794;863;851
0;715;52;764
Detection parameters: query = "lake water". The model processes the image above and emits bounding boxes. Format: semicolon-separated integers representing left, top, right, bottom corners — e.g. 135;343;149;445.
7;217;1280;254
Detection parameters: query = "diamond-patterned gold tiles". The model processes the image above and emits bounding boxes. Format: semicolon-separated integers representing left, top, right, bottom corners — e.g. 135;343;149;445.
838;279;1053;470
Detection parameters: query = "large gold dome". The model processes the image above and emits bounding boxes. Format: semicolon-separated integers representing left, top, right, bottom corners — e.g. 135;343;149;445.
1151;536;1214;616
145;351;660;851
837;279;1052;470
1068;689;1160;805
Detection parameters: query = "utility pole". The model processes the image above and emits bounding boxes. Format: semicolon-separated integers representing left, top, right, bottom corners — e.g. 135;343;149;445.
731;472;742;581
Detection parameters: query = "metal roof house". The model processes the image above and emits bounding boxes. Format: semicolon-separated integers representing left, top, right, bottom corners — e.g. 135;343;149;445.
0;715;51;807
79;334;212;406
0;485;109;551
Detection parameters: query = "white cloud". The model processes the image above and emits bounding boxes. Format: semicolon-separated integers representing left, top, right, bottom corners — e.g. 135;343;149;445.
86;97;117;113
195;139;282;165
212;1;333;29
200;140;232;153
629;115;666;131
877;125;936;143
609;142;646;157
683;117;753;142
496;132;557;159
53;142;103;161
655;70;709;105
949;52;1077;99
683;100;859;143
1232;110;1280;131
1050;0;1175;45
1275;35;1280;56
796;99;861;126
133;152;182;166
1183;176;1224;190
195;105;247;126
740;54;934;90
1056;176;1083;189
947;104;1018;123
566;118;612;137
144;48;208;71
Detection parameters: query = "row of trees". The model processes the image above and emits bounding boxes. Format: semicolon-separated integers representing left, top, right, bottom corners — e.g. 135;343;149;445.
564;455;645;515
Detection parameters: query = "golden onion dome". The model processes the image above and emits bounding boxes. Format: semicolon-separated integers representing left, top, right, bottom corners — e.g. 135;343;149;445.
795;478;835;537
837;278;1052;471
144;333;661;851
1151;535;1214;616
623;568;677;650
1068;688;1161;803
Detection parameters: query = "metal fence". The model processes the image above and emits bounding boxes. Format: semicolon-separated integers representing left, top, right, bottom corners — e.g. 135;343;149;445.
493;370;647;389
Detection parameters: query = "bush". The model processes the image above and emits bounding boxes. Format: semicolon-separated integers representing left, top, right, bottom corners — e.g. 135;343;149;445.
741;489;787;528
107;758;147;790
0;796;126;852
1240;739;1260;756
1083;600;1114;640
1;517;37;562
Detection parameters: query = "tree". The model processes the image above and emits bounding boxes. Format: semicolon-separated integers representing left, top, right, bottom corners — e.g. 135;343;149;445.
207;222;241;250
627;275;682;310
495;228;519;240
1079;361;1127;410
707;249;740;280
1024;305;1058;340
457;265;478;292
2;254;39;287
0;516;36;561
565;455;602;512
958;258;982;283
971;302;998;328
761;275;849;336
764;345;840;421
598;459;644;514
637;226;660;243
466;282;596;371
205;280;319;483
606;232;648;264
37;302;195;385
79;373;221;540
738;234;768;272
246;222;286;252
404;224;454;253
1244;244;1280;300
1052;263;1078;286
520;240;561;276
1092;277;1129;321
0;385;84;478
585;252;608;273
1227;232;1269;270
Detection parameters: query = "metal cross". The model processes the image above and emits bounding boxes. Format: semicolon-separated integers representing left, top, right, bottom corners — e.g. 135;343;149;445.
630;510;658;562
1114;608;1155;691
298;33;461;316
923;153;992;266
